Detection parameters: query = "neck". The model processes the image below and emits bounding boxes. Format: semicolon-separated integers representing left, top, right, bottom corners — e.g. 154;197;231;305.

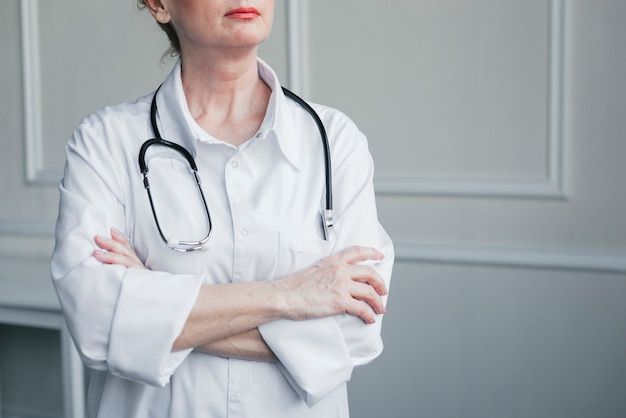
182;46;260;96
179;47;270;145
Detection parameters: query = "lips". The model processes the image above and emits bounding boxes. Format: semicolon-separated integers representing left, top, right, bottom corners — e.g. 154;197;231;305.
225;7;260;19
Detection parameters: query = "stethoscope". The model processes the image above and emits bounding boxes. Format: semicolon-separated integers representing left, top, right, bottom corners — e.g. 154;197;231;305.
138;85;333;252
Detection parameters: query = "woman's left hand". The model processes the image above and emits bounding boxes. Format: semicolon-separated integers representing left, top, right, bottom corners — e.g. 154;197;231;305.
93;228;147;269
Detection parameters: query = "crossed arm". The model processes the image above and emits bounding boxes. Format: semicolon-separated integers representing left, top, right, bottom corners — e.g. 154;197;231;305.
93;228;387;362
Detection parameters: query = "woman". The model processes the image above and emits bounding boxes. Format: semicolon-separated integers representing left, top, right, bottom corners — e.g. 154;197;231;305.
51;0;393;417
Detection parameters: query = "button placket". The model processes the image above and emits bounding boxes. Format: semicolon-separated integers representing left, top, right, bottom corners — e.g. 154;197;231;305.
230;159;248;242
226;154;245;283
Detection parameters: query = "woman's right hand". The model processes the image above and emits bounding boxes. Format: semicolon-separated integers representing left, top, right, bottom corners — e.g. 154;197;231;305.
277;246;388;325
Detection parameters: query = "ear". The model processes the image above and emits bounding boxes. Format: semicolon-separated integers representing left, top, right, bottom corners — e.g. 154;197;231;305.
142;0;171;24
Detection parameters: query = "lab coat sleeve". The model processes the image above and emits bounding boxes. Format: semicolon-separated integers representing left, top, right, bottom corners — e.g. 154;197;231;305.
259;120;394;406
50;119;203;387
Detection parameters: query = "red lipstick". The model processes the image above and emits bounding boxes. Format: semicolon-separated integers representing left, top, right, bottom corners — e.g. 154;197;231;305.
225;7;260;20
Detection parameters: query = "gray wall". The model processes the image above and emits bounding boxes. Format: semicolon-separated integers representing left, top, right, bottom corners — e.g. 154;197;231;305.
1;1;625;417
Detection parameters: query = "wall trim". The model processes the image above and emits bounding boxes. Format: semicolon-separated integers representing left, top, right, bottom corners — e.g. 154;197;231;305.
21;0;63;185
1;217;624;274
395;242;626;274
0;220;55;237
287;0;567;199
285;0;309;96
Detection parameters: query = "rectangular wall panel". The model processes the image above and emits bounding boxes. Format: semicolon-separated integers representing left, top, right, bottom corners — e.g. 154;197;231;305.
304;0;562;198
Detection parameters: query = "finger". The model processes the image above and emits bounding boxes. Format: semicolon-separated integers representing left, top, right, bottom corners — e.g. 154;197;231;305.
343;298;378;324
110;227;132;247
348;264;388;296
94;249;131;267
337;246;384;265
93;248;145;269
94;235;113;251
110;228;142;260
94;234;134;258
93;249;116;264
349;281;386;315
93;231;147;269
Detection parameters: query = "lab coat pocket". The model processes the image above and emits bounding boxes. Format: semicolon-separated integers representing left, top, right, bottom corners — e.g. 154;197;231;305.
275;232;335;279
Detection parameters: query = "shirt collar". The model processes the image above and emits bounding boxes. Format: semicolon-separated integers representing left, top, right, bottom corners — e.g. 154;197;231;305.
257;58;302;170
153;60;199;157
154;58;302;169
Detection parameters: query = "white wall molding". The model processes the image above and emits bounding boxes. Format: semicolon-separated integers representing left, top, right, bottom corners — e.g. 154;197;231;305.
287;0;567;199
21;0;64;185
395;242;626;274
372;177;564;199
285;0;309;96
0;220;55;237
2;216;624;274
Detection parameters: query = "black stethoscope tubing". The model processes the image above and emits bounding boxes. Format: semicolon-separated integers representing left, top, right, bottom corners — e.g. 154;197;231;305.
139;85;334;251
280;87;333;215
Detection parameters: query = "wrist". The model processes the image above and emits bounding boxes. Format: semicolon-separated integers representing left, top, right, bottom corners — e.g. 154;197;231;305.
267;275;297;321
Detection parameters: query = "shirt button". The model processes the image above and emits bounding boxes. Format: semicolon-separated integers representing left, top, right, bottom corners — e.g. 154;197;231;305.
241;229;249;237
231;160;239;168
235;391;244;399
255;132;262;138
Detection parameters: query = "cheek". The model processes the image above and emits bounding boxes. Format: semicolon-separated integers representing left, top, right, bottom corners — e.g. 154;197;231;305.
167;0;219;30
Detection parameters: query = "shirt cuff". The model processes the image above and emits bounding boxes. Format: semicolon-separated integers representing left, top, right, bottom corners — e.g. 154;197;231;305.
259;317;353;406
107;270;202;386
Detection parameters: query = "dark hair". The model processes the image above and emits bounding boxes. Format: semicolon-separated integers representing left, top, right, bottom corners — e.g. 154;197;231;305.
137;0;181;57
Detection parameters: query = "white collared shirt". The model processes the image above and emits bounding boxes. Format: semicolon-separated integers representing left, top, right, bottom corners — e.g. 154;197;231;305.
51;59;393;418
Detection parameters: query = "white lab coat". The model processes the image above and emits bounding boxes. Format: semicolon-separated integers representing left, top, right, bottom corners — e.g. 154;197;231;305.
51;59;394;418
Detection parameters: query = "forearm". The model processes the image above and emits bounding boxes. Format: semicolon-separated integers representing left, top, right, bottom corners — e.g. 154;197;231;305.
195;328;277;362
93;231;387;358
172;245;386;353
172;281;286;352
92;231;284;354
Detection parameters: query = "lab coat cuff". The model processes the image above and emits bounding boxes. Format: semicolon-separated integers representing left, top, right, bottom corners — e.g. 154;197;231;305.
108;270;202;386
258;317;353;407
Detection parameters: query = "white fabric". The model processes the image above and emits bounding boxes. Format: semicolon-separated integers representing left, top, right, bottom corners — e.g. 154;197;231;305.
51;58;394;418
